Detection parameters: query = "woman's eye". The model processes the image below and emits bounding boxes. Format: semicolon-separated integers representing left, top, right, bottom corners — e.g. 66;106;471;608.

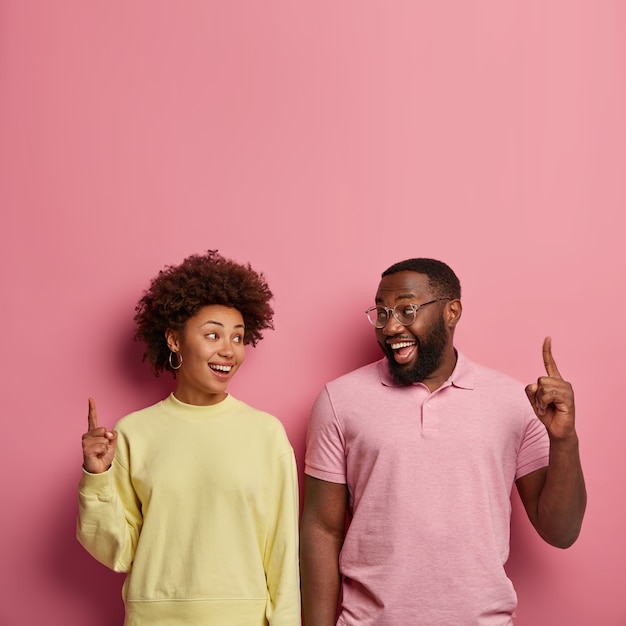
206;333;217;340
233;335;242;343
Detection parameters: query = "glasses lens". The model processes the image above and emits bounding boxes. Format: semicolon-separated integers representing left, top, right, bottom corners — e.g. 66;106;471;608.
367;306;389;328
394;304;417;325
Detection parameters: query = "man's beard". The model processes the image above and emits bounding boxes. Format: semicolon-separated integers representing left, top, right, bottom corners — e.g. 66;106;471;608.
382;313;449;385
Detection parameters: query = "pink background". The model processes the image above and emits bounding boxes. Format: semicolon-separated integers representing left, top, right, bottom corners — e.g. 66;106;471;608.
1;2;624;624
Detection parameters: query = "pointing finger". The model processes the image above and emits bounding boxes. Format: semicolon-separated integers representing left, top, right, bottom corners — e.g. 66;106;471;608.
87;397;98;431
542;336;562;379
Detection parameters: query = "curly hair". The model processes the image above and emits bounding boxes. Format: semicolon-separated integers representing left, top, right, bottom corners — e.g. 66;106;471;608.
381;258;461;300
134;250;274;376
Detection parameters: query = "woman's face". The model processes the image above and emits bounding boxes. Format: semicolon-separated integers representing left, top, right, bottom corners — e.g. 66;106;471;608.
166;305;246;406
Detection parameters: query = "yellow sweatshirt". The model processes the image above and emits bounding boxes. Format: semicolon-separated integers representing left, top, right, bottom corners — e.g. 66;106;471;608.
77;393;301;625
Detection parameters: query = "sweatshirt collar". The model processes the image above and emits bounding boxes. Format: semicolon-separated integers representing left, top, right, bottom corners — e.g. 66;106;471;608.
161;392;237;418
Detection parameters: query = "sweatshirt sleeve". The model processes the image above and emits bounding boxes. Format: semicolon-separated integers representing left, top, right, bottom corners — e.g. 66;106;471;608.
264;446;301;626
76;438;143;573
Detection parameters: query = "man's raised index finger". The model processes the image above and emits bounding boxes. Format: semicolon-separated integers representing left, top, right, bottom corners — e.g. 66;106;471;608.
543;336;562;379
87;397;98;431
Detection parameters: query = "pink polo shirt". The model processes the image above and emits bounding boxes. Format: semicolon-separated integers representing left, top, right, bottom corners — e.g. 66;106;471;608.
305;351;549;626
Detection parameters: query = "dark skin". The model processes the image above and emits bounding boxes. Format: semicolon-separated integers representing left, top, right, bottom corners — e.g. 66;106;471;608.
82;306;247;473
82;398;117;474
518;336;586;548
300;271;586;626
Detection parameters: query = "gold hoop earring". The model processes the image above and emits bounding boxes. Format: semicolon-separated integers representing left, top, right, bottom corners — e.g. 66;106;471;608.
168;351;182;370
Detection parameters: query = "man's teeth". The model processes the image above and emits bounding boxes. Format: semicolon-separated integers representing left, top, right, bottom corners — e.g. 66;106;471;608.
391;341;415;350
210;364;232;372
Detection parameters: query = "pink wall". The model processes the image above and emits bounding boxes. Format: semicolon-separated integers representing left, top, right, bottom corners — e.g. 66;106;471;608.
1;2;624;624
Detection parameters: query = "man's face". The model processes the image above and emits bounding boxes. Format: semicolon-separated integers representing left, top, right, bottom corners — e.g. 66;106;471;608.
374;271;452;386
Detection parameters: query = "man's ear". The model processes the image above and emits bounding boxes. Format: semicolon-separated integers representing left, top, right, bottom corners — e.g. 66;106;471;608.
446;299;462;329
165;328;180;352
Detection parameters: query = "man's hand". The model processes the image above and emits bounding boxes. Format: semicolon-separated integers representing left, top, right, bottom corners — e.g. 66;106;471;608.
525;337;576;440
519;336;586;548
81;398;117;473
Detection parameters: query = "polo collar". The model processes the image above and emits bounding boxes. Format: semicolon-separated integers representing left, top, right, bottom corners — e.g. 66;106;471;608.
377;349;475;390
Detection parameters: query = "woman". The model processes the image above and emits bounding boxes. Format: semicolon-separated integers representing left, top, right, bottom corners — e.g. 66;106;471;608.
77;250;300;626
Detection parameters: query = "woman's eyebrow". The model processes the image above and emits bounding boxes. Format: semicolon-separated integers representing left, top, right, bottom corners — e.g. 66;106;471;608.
200;320;245;329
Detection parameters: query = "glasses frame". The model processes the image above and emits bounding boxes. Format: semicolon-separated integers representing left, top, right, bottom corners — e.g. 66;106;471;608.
365;298;451;328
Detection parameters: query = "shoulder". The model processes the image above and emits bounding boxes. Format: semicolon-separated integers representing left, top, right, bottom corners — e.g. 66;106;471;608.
229;398;295;460
113;399;165;432
310;360;392;425
229;396;282;425
228;396;292;443
324;360;384;395
470;360;524;390
457;352;531;412
454;351;521;388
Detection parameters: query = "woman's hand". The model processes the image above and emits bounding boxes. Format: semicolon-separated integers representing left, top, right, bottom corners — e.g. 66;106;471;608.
82;398;117;473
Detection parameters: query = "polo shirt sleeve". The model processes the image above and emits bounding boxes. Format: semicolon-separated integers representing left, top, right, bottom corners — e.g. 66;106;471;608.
304;387;347;484
516;412;550;480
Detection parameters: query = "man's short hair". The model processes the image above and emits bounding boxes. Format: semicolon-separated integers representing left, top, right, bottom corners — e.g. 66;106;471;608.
382;258;461;300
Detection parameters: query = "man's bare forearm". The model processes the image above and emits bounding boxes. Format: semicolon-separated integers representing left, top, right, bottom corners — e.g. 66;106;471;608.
537;434;587;548
300;520;342;625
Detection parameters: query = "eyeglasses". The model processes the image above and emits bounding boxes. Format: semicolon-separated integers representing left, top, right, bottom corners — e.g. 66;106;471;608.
365;298;451;328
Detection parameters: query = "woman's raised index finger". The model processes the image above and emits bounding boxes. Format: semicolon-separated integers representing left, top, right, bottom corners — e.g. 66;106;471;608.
543;336;562;379
87;397;98;431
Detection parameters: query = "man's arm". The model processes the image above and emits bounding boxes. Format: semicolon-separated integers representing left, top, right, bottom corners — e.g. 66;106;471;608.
517;337;587;548
300;475;348;626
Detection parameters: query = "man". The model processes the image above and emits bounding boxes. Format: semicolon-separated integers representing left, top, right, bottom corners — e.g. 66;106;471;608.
300;258;586;626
